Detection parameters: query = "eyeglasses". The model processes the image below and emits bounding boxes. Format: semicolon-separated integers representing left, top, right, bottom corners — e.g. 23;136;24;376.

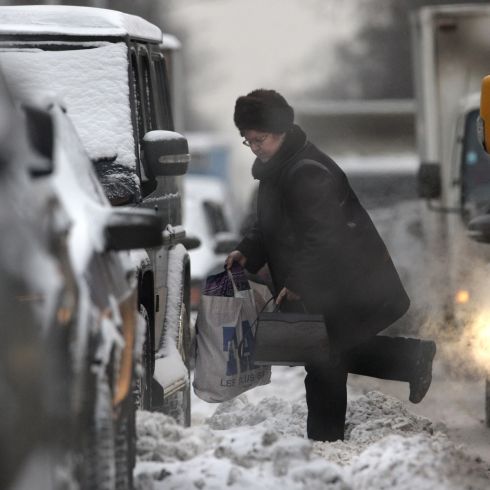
242;134;271;148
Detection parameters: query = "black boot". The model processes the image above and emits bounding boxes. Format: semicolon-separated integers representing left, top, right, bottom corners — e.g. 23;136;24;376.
409;340;437;404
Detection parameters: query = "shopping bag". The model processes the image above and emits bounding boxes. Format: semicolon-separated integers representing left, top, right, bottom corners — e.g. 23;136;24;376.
193;264;271;402
254;306;330;366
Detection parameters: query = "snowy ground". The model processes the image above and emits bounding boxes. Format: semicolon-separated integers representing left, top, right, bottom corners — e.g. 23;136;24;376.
134;365;490;490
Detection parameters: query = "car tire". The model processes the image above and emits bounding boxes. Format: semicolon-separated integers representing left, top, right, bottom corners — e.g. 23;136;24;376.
114;392;136;490
134;304;153;411
162;302;191;427
80;371;116;490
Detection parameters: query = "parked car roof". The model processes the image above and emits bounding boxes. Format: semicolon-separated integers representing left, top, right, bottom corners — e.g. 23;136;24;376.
0;5;161;42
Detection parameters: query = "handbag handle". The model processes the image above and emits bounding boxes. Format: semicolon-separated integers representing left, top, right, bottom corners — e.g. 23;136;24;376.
257;296;309;314
273;299;309;313
259;296;275;315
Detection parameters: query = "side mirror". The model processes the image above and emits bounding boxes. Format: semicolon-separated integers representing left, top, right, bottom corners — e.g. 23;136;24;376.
467;214;490;243
143;130;190;178
104;208;163;251
214;231;239;255
181;234;201;251
479;75;490;154
417;162;441;199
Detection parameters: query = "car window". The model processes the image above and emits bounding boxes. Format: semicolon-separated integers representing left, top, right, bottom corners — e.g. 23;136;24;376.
141;52;156;132
203;201;230;234
131;49;145;147
154;54;173;130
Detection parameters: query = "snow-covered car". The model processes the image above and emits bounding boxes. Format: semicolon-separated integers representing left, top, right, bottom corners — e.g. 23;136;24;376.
0;5;192;425
183;175;239;309
0;81;164;490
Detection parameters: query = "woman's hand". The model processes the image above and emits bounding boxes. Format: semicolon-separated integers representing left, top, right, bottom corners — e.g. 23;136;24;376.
225;250;247;270
276;287;300;305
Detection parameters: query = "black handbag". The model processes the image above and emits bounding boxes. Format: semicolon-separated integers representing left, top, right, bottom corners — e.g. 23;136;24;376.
253;300;330;366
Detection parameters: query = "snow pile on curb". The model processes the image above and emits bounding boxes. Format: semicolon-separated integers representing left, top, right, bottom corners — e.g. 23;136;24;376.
136;410;215;463
349;433;488;490
136;410;348;490
313;390;435;465
135;391;489;489
206;394;307;438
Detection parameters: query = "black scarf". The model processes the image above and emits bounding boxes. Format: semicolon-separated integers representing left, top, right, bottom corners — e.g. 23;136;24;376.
251;124;307;181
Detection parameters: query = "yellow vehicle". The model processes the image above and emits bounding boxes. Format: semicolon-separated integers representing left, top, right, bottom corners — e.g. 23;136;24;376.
467;75;490;428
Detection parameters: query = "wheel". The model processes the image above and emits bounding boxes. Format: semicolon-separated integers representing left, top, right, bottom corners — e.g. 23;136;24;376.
114;389;136;490
134;305;153;411
80;371;116;490
162;302;191;427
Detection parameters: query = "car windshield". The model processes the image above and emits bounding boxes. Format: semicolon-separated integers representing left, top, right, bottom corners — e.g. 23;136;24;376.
0;42;139;203
461;109;490;216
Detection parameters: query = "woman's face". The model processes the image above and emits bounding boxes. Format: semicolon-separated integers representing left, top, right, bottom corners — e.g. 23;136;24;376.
242;129;285;162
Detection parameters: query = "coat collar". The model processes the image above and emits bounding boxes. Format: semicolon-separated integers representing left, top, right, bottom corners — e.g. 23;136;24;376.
251;124;307;181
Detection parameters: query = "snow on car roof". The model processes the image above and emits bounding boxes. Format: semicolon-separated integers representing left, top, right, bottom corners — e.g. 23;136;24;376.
0;5;162;41
0;43;135;172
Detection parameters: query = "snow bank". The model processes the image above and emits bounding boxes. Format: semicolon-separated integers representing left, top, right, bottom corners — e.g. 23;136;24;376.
136;410;215;463
135;410;348;490
135;390;489;489
349;433;488;490
206;395;307;438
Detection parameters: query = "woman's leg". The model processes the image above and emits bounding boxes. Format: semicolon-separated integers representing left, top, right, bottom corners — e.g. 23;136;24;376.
304;360;348;441
344;335;436;402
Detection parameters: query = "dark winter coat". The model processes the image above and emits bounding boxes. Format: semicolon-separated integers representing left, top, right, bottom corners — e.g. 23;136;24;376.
237;125;410;351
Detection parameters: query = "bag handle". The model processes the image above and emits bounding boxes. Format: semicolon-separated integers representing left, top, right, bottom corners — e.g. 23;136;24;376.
236;297;309;361
273;299;309;313
226;268;254;299
236;296;274;360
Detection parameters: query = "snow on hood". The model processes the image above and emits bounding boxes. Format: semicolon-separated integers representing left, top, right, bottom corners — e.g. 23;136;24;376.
0;43;135;173
134;390;489;489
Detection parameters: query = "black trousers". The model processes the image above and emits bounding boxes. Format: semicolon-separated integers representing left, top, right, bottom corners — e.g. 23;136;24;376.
304;335;422;441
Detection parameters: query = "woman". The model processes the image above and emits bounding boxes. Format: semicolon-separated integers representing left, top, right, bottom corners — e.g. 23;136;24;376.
226;89;436;442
